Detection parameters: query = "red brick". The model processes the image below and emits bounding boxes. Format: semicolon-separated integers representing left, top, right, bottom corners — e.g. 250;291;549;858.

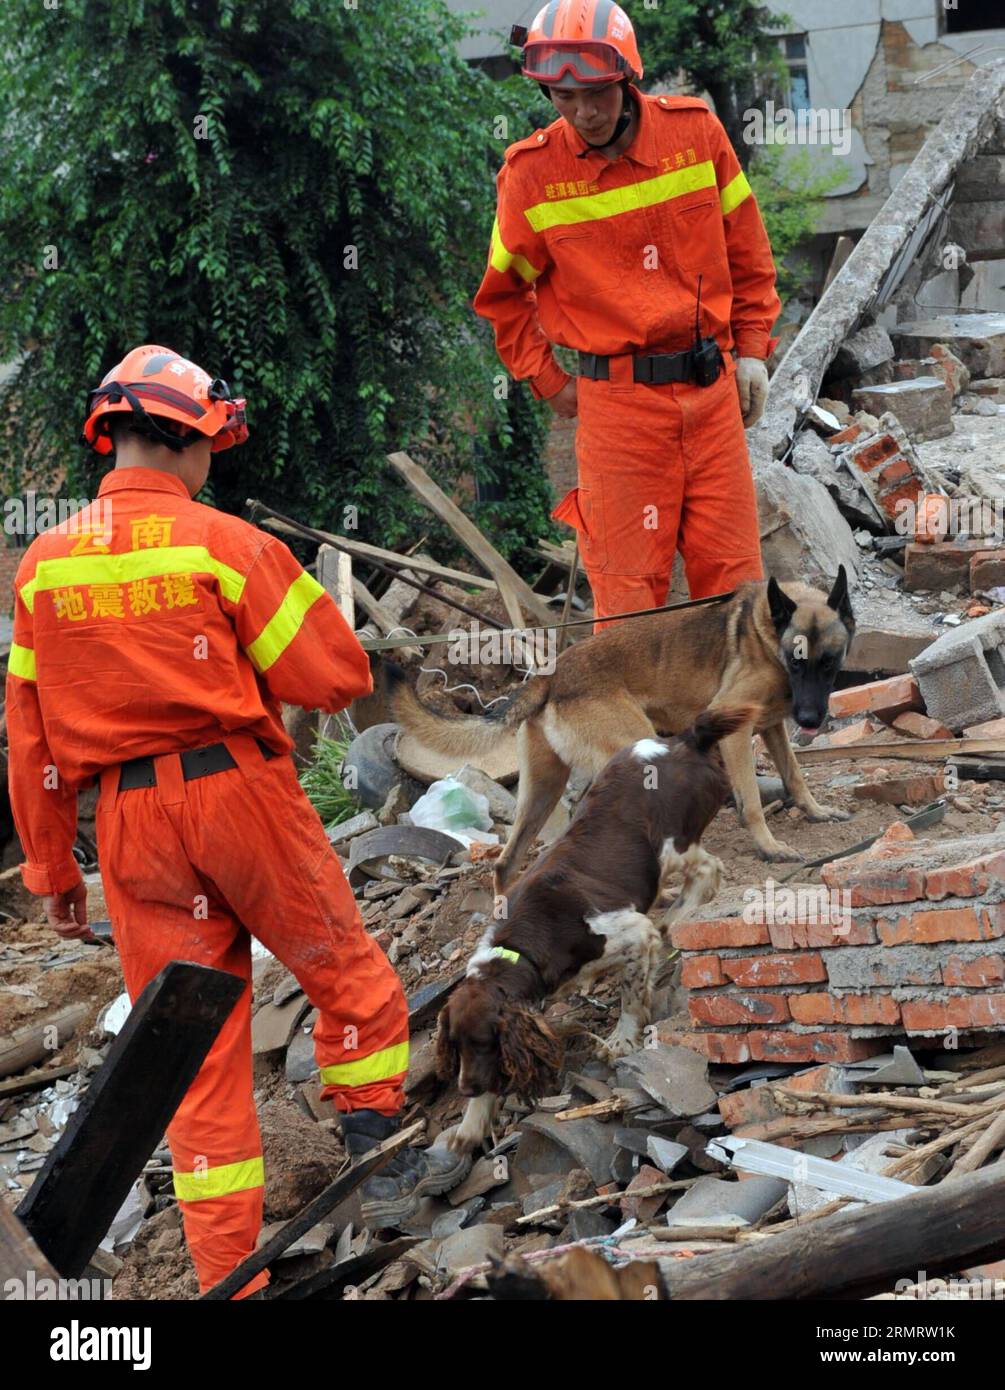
878;905;983;945
891;711;953;740
748;1031;888;1063
943;954;1005;987
788;992;900;1026
904;541;986;594
915;492;950;543
829;423;863;445
850;435;900;471
822;866;926;908
853;771;944;805
689;993;790;1026
767;915;876;949
670;917;769;951
826;717;880;747
875;457;914;490
925;851;1005;901
983;905;1005;940
720;953;826;987
716;1061;839;1129
680;954;724;988
902;995;1005;1032
963;717;1005;738
877;478;924;522
971;551;1005;593
677;1031;751;1063
828;673;922;721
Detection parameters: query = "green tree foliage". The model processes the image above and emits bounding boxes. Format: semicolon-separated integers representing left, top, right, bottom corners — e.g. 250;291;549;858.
631;0;790;165
748;146;847;302
0;0;552;558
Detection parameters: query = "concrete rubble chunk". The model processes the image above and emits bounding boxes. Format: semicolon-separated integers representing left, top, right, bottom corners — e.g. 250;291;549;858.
755;455;862;585
327;810;379;845
830;325;895;380
910;610;1005;729
452;764;517;824
614;1044;716;1118
850;378;952;443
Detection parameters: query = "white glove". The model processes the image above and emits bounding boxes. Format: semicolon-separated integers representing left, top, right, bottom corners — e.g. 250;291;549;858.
736;356;770;428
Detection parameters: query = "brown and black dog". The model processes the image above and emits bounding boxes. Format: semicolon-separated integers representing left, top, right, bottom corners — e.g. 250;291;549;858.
436;706;754;1152
387;568;855;885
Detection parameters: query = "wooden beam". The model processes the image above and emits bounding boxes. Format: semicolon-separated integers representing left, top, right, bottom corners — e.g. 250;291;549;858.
662;1162;1005;1301
795;737;1005;765
0;1004;88;1080
201;1121;424;1300
16;963;244;1278
386;452;555;629
246;500;499;591
0;1202;60;1289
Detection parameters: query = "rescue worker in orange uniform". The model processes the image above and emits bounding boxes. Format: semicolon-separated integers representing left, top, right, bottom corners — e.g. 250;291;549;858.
474;0;782;627
5;346;467;1297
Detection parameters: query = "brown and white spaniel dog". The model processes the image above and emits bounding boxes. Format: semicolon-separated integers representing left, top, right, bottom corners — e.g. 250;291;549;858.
436;705;755;1151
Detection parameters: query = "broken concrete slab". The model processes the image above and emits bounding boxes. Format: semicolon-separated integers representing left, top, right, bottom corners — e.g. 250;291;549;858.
614;1044;716;1119
892;314;1005;380
432;1221;504;1276
850;378;952;443
755;455;862;586
327;810;379;846
830;325;895;381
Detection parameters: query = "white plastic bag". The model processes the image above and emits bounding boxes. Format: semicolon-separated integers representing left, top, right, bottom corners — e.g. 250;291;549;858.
408;776;499;849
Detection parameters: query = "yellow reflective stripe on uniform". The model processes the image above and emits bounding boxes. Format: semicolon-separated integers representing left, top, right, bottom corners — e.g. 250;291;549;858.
490;218;542;283
7;644;37;681
21;546;246;613
525;160;717;233
245;570;325;673
319;1041;410;1088
172;1156;265;1203
720;169;752;216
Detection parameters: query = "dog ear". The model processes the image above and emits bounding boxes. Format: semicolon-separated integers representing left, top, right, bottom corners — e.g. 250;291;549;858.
827;564;855;634
766;576;797;637
497;1005;563;1104
434;1005;460;1081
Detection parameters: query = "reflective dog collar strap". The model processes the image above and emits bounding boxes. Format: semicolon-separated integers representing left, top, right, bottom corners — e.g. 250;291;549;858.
489;946;521;965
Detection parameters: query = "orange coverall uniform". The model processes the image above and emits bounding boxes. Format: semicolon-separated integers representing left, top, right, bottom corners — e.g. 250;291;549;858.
473;90;782;623
5;467;409;1296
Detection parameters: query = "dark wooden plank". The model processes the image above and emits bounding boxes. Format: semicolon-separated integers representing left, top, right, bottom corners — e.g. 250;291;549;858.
0;1201;60;1288
278;1235;419;1300
16;961;244;1277
200;1120;424;1300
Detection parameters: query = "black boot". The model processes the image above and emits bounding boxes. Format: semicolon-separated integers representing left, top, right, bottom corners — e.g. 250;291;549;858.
340;1110;471;1227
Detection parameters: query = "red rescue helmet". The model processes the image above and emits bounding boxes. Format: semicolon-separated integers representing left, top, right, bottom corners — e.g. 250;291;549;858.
82;345;248;456
513;0;643;87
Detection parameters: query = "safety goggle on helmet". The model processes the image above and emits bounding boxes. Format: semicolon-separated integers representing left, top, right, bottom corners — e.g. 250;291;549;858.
512;1;643;86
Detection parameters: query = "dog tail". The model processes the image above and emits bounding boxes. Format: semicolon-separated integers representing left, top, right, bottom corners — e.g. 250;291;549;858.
686;703;759;754
383;659;552;759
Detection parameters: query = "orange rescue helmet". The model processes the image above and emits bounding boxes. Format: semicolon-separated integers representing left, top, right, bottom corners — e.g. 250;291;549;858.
514;0;643;87
82;344;248;456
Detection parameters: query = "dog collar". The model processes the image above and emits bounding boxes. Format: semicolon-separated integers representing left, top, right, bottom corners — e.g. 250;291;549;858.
487;946;521;965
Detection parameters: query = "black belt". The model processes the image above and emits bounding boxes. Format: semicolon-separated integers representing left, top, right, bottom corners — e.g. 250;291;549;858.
578;345;725;385
117;738;278;791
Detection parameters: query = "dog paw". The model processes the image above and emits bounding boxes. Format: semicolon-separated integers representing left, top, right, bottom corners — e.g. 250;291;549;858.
756;839;804;863
800;802;852;823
